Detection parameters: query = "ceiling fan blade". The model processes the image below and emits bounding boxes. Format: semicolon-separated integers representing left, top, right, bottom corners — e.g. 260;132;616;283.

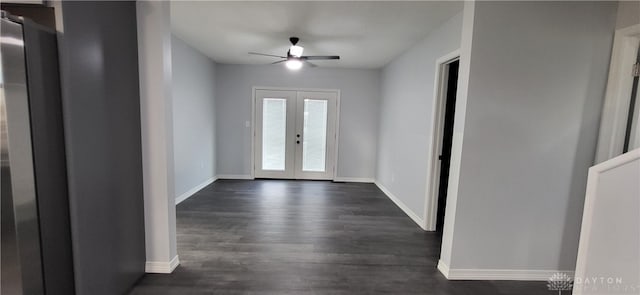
249;52;287;58
304;60;318;68
302;55;340;60
270;60;287;65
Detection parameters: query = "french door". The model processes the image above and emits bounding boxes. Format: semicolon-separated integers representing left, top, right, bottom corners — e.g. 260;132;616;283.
254;89;338;180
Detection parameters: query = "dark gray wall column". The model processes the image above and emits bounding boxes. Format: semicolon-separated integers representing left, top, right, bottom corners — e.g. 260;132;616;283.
58;1;146;294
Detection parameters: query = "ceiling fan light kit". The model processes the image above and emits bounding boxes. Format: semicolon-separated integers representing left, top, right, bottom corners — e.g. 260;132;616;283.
285;59;303;70
289;45;304;57
249;36;340;70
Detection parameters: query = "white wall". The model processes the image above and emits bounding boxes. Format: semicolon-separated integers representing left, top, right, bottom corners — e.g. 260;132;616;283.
215;64;381;180
376;12;463;226
440;1;617;278
137;0;178;273
615;0;640;29
171;36;216;199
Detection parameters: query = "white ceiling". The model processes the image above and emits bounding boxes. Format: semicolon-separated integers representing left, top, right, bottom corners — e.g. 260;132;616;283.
170;1;463;69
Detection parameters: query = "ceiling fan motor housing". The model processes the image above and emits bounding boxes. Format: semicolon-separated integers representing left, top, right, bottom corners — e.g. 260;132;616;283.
248;37;339;68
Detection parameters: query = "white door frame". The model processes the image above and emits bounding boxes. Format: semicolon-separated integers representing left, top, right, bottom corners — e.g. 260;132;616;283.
251;86;341;180
595;24;640;163
424;50;460;231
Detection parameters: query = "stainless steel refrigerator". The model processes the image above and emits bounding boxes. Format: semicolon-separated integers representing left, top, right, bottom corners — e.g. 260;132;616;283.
1;11;74;294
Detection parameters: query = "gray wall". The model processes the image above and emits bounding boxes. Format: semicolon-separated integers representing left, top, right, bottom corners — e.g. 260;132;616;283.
58;1;146;294
215;64;381;179
171;35;216;198
446;1;617;271
615;0;640;29
376;12;463;221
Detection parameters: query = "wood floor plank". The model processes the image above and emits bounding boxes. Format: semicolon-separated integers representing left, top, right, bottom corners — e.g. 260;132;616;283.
130;180;551;294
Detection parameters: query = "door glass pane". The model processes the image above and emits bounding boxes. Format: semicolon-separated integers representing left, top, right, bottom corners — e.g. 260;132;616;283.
262;98;287;170
302;99;328;172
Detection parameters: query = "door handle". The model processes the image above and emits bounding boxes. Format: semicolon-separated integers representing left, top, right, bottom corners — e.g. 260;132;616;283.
297;140;300;144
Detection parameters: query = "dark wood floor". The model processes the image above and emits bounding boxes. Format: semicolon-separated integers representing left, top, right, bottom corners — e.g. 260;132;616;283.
130;180;550;294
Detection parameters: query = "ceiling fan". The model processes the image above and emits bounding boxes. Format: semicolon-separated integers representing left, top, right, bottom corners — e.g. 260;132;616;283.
249;37;340;70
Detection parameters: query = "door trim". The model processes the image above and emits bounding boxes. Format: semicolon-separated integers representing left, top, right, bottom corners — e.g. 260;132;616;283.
595;24;640;163
424;50;460;231
251;86;341;180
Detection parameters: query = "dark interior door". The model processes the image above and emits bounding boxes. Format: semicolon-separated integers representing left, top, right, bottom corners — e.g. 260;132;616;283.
436;60;459;232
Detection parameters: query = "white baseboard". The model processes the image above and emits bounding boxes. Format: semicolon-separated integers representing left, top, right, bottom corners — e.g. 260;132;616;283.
145;255;180;273
333;177;375;183
437;259;574;281
216;174;253;180
437;259;451;277
217;175;373;182
175;177;216;205
374;182;427;230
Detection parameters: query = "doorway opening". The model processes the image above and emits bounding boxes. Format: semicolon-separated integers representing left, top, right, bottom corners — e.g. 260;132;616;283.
595;25;640;162
435;60;459;232
622;40;640;153
252;88;340;180
425;52;460;232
